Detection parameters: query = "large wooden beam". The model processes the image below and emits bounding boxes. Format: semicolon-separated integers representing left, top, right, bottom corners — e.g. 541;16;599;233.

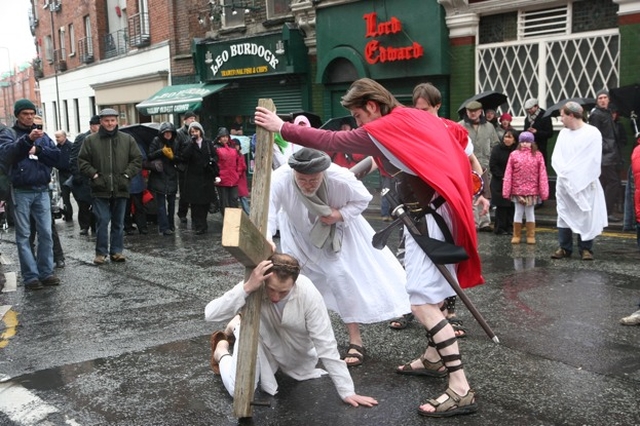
220;98;275;418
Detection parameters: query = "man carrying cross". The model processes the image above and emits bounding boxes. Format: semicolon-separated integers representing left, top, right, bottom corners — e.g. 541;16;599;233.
205;252;378;407
254;78;484;418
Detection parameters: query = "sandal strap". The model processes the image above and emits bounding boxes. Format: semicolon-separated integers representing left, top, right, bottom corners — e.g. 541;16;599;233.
420;356;445;371
427;319;449;337
435;337;457;351
423;388;475;414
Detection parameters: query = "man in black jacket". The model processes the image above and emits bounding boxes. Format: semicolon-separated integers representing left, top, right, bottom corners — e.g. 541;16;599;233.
176;111;197;223
589;89;623;222
70;115;100;235
54;130;73;221
523;98;554;165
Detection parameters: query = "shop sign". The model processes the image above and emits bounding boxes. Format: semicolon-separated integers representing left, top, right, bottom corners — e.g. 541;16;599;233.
363;12;424;65
207;42;280;78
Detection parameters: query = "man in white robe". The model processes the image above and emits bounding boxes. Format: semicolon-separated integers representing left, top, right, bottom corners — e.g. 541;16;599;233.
551;101;608;260
205;253;377;407
268;148;410;367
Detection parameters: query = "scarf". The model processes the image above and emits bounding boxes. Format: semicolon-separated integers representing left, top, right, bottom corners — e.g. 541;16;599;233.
292;173;342;253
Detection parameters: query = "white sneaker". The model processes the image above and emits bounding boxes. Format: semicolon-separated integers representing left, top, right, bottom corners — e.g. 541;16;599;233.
620;309;640;326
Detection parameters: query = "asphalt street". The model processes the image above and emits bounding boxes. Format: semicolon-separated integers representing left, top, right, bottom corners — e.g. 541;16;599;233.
0;203;639;426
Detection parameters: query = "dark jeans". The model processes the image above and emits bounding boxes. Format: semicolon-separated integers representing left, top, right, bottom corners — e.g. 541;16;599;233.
77;200;95;232
125;193;148;233
61;184;73;220
30;212;64;262
191;203;209;232
558;227;593;254
93;197;127;256
154;192;176;233
494;205;515;233
600;165;622;215
217;186;238;217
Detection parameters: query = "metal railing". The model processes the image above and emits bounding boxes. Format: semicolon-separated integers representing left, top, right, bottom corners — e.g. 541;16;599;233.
78;36;94;64
53;48;67;71
102;29;128;59
128;12;150;48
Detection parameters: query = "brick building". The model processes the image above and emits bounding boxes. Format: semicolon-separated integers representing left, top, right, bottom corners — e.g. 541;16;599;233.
0;63;40;126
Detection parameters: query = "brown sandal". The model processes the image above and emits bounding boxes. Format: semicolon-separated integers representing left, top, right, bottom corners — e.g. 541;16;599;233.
342;343;366;367
417;388;477;418
397;356;447;378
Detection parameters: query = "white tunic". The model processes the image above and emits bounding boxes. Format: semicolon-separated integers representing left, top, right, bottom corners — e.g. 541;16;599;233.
204;276;355;399
268;164;410;323
552;124;608;240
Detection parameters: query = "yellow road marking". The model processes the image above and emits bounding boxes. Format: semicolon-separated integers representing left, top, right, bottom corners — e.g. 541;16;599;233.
0;309;18;349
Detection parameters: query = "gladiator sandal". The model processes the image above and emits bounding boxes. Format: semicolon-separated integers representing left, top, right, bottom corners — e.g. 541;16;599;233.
417;319;477;418
396;339;447;378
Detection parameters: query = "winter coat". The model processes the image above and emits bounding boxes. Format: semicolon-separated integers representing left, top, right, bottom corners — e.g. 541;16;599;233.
502;147;549;200
524;110;554;148
588;107;621;166
147;124;180;195
216;143;241;187
489;141;517;207
236;151;249;197
180;137;219;205
129;141;147;195
0;122;61;191
459;116;500;169
78;126;142;199
631;145;640;222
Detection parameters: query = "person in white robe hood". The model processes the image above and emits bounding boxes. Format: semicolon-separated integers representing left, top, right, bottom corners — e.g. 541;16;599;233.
551;101;608;260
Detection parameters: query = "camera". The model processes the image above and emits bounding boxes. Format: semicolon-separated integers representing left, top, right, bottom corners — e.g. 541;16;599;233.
32;124;43;130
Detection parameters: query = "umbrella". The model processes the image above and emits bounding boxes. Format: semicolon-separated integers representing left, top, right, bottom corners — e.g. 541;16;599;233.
609;83;640;118
120;122;161;153
320;115;357;131
277;111;323;128
542;97;596;118
457;90;508;118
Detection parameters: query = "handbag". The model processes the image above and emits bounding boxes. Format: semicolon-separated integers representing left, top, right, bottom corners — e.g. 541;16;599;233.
143;159;163;173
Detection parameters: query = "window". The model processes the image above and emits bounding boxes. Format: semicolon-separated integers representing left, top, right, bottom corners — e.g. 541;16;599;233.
476;1;619;117
85;16;93;55
223;0;245;28
63;100;69;132
44;35;53;62
73;99;80;134
58;27;65;52
52;101;59;129
266;0;289;20
68;24;75;56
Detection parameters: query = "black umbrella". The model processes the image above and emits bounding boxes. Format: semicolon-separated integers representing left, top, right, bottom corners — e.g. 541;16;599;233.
320;115;358;131
457;90;508;118
120;122;161;153
542;98;596;118
277;111;323;128
609;83;640;118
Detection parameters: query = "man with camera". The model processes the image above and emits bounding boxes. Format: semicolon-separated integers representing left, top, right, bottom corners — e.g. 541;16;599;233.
0;99;62;290
78;108;142;265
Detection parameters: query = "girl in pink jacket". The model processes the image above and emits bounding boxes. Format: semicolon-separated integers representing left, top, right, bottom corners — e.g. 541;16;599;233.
503;131;549;244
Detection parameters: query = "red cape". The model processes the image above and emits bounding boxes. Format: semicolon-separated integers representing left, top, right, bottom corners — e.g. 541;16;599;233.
364;107;484;288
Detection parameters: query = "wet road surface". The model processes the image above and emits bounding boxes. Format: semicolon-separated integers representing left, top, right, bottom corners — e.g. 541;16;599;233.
0;208;639;425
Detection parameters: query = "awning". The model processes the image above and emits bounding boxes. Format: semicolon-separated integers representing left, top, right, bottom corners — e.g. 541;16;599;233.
136;83;228;115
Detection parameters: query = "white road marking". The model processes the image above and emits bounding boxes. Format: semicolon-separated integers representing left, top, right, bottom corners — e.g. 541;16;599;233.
2;272;16;292
0;254;11;265
0;381;81;425
0;305;10;320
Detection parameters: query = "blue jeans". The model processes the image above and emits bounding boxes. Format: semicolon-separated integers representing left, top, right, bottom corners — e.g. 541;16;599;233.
13;190;53;283
93;197;127;256
239;196;250;215
155;192;176;233
558;227;593;254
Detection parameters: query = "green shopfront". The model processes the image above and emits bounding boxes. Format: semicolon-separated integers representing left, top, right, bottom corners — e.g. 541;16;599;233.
315;0;452;118
192;25;311;136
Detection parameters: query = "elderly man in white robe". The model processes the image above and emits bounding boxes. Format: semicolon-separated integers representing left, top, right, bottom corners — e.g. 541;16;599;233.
550;101;608;261
206;253;378;407
267;148;410;367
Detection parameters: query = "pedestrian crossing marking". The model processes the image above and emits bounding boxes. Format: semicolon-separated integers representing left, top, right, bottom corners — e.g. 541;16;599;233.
2;272;16;292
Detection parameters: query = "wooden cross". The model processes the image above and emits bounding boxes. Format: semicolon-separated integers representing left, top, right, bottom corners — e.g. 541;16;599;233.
221;98;275;418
